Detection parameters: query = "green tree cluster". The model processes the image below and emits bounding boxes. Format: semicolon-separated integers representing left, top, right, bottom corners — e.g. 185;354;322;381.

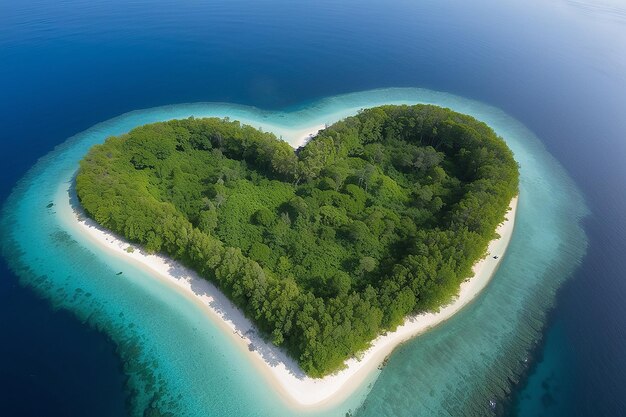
76;105;518;376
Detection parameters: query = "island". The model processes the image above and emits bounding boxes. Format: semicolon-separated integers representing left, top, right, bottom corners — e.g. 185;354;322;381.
75;104;518;402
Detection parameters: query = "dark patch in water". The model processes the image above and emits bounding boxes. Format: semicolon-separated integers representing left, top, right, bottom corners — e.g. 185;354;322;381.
50;230;78;247
1;211;182;417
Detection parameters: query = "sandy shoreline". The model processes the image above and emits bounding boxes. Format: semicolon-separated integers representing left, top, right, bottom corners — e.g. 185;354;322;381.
56;125;518;409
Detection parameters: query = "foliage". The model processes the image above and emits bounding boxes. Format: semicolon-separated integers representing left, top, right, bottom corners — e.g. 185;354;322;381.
76;105;519;376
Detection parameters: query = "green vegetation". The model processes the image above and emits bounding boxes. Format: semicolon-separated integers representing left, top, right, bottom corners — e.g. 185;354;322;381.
76;105;518;376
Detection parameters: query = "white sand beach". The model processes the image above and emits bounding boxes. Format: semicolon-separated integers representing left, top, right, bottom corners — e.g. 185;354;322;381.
293;123;326;147
55;124;518;410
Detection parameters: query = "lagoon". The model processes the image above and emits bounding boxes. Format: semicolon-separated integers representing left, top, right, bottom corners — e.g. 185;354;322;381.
1;88;587;416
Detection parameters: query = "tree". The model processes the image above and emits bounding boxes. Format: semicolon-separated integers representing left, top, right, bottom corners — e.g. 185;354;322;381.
198;208;218;233
357;163;376;192
214;193;226;208
249;242;272;267
357;256;377;274
252;208;275;226
271;143;298;179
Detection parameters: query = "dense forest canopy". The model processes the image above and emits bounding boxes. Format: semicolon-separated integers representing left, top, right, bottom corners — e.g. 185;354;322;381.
76;105;519;376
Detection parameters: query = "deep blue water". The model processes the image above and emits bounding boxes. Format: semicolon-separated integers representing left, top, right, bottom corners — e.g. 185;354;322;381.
1;1;626;416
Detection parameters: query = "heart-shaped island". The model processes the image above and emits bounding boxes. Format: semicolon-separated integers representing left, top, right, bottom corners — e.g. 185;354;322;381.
76;104;518;377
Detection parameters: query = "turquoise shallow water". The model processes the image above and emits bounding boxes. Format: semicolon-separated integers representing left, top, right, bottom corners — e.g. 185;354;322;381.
0;88;588;417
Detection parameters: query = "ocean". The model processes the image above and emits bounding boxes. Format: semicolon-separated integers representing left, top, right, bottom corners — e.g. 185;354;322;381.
1;1;625;416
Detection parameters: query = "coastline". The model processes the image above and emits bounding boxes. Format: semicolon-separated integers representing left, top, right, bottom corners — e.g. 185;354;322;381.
56;125;518;410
